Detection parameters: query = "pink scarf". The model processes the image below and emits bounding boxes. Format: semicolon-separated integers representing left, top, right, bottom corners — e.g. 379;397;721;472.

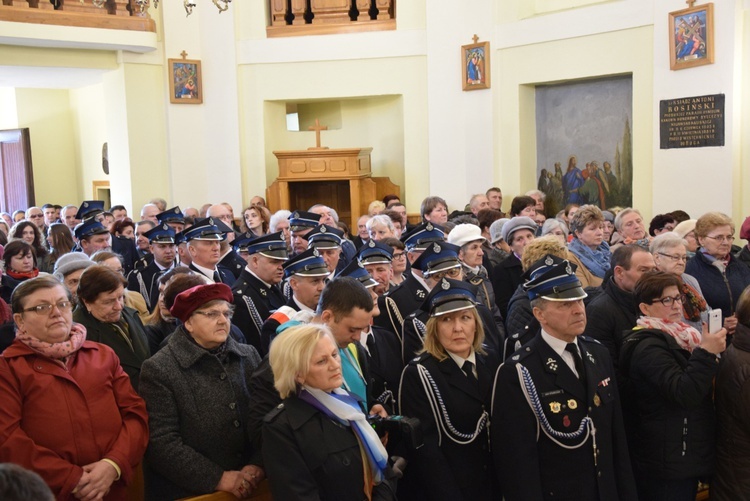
636;316;702;352
16;322;87;368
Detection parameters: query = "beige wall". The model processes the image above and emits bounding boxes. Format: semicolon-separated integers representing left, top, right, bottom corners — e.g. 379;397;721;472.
69;83;107;204
14;88;80;207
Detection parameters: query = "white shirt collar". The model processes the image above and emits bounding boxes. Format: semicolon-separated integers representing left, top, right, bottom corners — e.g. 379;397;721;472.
413;273;431;292
447;350;477;375
293;296;315;313
192;262;218;282
247;268;272;288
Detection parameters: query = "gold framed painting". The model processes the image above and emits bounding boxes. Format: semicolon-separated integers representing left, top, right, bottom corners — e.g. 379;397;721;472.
669;2;714;71
462;40;490;91
168;57;203;104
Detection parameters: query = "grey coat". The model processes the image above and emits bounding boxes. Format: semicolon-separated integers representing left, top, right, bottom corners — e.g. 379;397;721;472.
139;327;262;500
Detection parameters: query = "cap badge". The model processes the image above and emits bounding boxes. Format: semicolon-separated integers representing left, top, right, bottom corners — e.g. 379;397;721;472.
441;279;450;290
368;240;376;248
320;225;327;233
565;263;573;275
292;212;299;218
83;202;89;208
312;249;320;257
545;256;553;266
426;223;433;231
357;260;364;268
433;243;441;253
162;223;169;230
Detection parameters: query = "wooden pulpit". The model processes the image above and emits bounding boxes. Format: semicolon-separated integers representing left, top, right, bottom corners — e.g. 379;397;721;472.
267;147;399;226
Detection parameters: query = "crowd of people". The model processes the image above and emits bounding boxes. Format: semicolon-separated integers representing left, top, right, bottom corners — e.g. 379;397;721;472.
0;190;749;500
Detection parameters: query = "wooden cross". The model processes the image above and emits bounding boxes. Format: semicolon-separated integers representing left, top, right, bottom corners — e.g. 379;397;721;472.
180;50;188;59
472;34;479;44
686;0;696;7
308;118;329;150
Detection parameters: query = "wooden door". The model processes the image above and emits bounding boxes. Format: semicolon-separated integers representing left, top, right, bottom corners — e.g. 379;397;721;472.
289;180;352;225
0;128;35;212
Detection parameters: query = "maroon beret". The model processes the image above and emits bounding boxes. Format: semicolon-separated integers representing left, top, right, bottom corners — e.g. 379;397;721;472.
170;283;233;323
741;216;750;241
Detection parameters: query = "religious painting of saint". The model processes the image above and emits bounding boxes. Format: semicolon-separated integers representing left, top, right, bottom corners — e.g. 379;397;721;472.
534;76;633;217
461;40;490;91
168;57;203;105
669;3;714;71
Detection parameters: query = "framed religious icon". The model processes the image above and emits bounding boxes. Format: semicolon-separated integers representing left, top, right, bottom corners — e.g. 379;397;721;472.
168;55;203;104
669;2;714;71
462;38;490;91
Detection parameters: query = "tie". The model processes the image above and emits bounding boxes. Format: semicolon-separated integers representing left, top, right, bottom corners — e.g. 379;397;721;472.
366;334;376;358
213;271;221;283
461;360;477;382
565;342;586;383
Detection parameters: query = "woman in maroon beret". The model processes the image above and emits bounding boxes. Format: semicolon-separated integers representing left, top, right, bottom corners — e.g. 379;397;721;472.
139;283;263;500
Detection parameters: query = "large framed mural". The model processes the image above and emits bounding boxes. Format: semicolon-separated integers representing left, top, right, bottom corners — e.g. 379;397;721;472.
535;76;633;217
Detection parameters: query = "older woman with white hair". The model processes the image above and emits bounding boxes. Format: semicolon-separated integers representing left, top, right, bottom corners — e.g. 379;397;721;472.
269;209;292;252
651;232;709;331
263;323;395;500
367;214;397;242
541;218;569;247
611;208;651;251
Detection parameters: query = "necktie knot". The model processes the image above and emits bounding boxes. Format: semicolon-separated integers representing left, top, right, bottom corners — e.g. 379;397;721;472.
461;360;476;381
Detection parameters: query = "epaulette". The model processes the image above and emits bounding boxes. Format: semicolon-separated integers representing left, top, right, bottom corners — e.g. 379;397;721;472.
408;352;430;365
507;344;534;363
468;277;483;286
507;324;531;341
579;335;601;345
232;280;249;294
264;403;285;423
406;311;419;320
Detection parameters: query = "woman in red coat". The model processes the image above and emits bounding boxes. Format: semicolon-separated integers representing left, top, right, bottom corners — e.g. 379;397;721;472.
0;275;149;500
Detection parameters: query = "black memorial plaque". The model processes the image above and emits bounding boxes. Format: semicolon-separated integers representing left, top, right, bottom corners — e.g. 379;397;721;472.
660;94;724;149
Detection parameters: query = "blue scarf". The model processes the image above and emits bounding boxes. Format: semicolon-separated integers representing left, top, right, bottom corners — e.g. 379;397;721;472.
299;387;388;485
568;238;611;278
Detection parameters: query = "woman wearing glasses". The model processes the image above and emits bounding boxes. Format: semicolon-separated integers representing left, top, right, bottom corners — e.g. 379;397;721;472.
651;232;710;331
73;265;150;391
139;283;263;500
0;275;148;500
685;212;750;336
620;271;726;500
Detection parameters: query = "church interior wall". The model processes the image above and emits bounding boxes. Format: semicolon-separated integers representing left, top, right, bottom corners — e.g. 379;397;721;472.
237;55;428;215
69;83;106;204
14;88;80;206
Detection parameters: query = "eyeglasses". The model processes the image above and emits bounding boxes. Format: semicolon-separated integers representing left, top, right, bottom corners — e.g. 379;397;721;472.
650;295;683;307
658;252;688;262
23;301;73;315
193;309;233;321
392;252;406;260
705;235;735;243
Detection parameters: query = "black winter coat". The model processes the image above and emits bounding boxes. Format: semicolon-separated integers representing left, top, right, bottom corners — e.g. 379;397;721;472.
619;327;718;483
583;277;638;371
713;323;750;500
685;250;750;319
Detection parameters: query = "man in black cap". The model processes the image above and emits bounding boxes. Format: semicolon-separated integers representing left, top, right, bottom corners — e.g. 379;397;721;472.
75;200;138;273
304;223;344;279
288;211;321;257
491;260;635;500
373;222;446;338
212;218;247;280
231;232;289;353
126;223;178;312
357;240;393;297
155;206;186;234
183;218;235;286
75;218;111;257
258;248;329;354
